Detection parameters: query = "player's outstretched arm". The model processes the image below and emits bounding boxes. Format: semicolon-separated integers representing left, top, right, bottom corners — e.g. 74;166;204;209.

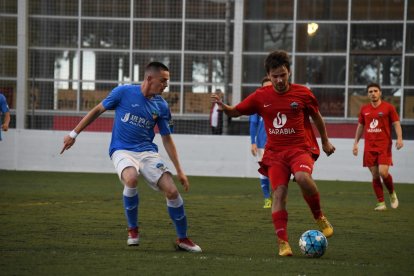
393;121;404;150
352;123;364;156
210;93;242;118
161;134;190;192
60;103;106;154
311;111;335;156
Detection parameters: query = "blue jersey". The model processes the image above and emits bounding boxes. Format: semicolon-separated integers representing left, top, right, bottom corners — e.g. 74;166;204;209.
102;85;172;156
249;113;267;149
0;93;10;141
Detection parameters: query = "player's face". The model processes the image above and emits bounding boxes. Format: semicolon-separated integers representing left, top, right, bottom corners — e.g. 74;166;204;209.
367;86;381;103
150;70;170;95
268;66;290;93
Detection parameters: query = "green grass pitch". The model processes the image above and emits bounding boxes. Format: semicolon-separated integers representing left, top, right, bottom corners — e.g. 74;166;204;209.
1;170;413;275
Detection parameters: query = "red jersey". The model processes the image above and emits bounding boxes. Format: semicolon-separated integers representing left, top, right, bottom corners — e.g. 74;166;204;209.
358;101;399;152
236;83;320;157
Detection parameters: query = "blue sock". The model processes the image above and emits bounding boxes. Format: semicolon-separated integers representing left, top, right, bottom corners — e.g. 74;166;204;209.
260;177;271;199
123;187;139;228
167;195;187;239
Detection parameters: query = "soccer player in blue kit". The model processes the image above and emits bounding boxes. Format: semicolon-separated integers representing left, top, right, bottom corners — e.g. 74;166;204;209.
0;92;10;141
61;62;201;252
249;77;272;208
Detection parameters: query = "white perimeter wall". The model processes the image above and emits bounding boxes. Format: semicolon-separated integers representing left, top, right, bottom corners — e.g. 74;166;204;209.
0;129;413;183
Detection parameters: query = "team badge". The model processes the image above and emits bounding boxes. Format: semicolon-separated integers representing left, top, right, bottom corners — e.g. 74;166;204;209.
152;110;159;120
290;102;299;110
378;112;384;117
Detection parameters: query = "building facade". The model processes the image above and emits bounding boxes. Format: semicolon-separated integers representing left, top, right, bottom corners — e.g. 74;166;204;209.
1;0;413;135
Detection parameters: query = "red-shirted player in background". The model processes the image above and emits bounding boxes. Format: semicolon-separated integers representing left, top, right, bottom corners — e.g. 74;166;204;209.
353;83;403;211
211;50;335;257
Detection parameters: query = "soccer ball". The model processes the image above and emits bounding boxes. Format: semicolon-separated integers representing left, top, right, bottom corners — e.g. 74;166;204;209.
299;230;328;258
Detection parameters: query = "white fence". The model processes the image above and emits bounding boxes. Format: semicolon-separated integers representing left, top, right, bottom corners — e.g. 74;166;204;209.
0;129;413;183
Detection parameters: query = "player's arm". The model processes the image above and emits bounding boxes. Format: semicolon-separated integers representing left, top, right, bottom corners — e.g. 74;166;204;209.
60;102;107;154
2;111;10;131
249;117;258;156
161;134;189;192
352;123;364;156
310;111;335;156
210;93;242;117
393;121;403;150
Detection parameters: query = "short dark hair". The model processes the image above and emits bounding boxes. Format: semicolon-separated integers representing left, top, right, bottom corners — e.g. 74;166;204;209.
145;61;169;73
264;50;290;73
261;76;271;86
366;82;381;93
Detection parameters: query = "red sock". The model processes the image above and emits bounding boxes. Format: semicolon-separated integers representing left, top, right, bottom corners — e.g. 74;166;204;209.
272;210;288;242
383;174;394;194
372;178;384;202
303;193;322;219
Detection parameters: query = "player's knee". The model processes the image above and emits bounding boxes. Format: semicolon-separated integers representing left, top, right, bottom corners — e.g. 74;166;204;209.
121;167;139;187
165;188;179;200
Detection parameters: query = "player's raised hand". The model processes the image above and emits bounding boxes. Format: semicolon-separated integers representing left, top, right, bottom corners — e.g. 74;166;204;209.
322;141;335;156
60;135;76;154
177;171;190;192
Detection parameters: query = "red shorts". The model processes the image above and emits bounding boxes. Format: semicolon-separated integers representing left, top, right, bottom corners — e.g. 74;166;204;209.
363;150;393;167
259;149;314;190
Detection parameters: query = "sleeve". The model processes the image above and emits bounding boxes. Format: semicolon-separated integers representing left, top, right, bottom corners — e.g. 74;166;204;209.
235;91;259;116
305;90;319;117
157;100;173;136
389;104;400;123
249;114;258;144
0;94;9;113
358;106;365;125
102;85;123;110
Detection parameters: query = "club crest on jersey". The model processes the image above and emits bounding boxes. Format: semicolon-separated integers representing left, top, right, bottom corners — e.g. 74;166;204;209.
290;102;299;110
378;112;384;117
152;110;159;120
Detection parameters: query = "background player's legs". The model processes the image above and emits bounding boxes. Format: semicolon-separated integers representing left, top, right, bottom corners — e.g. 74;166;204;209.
259;174;271;208
369;166;387;210
378;165;398;208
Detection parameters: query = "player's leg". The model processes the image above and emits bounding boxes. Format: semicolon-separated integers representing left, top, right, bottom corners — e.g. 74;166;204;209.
268;165;292;256
111;150;140;246
379;164;399;208
157;172;201;252
291;151;333;238
140;152;201;252
294;171;333;238
368;166;386;210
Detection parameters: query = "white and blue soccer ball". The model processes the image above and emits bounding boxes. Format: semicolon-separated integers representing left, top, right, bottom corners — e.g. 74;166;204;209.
299;230;328;258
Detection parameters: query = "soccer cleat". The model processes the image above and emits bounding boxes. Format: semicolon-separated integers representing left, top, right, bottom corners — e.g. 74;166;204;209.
315;216;334;238
390;192;399;209
277;238;293;256
374;201;387;211
127;227;139;246
263;198;272;209
176;238;202;253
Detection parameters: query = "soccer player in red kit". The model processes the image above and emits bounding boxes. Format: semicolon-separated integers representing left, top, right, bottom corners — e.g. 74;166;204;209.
211;50;335;256
353;83;403;211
